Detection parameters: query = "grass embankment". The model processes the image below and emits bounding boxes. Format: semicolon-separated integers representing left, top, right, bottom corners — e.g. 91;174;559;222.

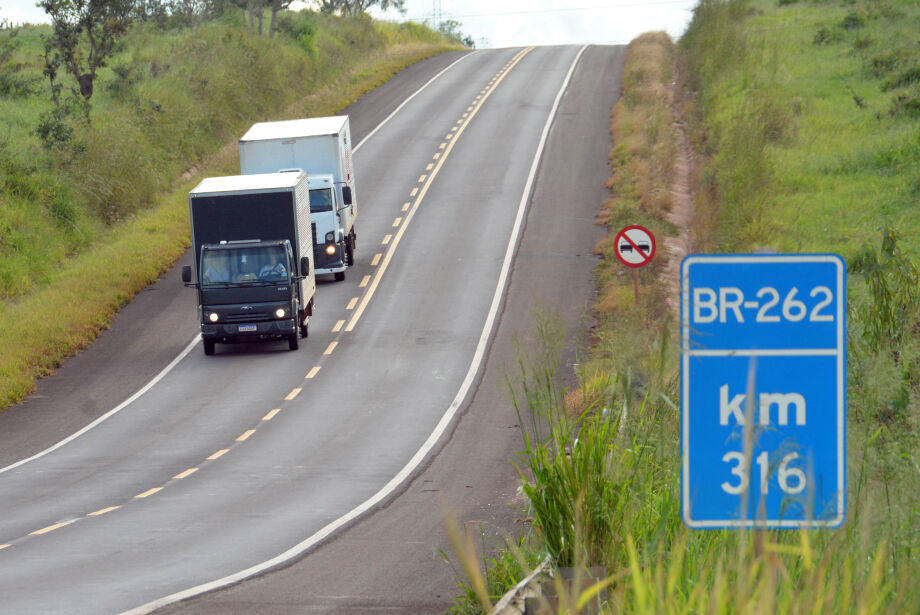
0;11;460;410
451;0;920;612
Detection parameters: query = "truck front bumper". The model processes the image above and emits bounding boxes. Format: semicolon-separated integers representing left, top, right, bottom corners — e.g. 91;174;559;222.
201;318;297;342
314;241;346;274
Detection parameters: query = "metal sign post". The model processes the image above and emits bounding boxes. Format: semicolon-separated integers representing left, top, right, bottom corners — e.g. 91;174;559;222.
615;225;656;303
680;254;846;529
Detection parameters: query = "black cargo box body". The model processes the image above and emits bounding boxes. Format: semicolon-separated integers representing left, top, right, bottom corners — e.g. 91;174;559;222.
188;172;313;279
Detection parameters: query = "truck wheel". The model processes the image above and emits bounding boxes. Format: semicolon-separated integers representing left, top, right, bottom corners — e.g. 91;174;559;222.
203;339;215;356
334;271;345;281
300;322;309;338
288;333;299;351
346;241;355;267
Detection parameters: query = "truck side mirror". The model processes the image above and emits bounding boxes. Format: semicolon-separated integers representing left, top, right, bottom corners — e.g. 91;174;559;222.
342;186;352;206
301;256;310;277
182;265;192;284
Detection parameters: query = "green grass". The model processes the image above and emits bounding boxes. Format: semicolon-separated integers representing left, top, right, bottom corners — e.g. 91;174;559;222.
0;10;461;409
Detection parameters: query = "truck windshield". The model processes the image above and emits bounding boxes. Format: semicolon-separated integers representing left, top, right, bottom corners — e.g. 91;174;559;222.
201;245;289;285
309;188;333;213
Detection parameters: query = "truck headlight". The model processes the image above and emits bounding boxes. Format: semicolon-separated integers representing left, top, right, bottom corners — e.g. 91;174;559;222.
325;231;335;243
325;244;336;255
208;312;219;322
275;308;287;319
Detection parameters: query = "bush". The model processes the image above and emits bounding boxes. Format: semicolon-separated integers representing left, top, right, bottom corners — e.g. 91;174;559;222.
840;11;866;30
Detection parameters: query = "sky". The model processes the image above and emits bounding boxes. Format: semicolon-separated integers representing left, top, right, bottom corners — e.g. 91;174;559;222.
0;0;699;49
370;0;698;48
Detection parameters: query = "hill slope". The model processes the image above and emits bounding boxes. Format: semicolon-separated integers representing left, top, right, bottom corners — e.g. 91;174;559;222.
0;9;460;409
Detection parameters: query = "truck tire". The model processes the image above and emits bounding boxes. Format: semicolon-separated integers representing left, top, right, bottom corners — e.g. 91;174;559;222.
300;322;309;338
203;339;215;356
334;271;345;281
288;333;299;351
346;240;355;267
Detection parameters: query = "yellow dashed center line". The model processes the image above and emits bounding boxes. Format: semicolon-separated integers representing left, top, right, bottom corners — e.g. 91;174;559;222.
31;521;73;535
135;487;162;499
345;47;534;333
0;50;539;553
306;365;322;378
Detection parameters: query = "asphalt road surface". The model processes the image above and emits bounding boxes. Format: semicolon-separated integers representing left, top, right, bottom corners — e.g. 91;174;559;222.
0;44;625;614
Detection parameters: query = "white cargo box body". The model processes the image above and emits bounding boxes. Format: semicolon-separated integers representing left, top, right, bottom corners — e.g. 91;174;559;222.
238;116;357;235
188;172;315;302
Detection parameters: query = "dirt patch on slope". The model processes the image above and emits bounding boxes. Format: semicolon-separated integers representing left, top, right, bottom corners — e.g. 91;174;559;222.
661;65;695;317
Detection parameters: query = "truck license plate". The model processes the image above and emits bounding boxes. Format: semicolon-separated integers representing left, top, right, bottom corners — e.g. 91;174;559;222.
238;324;257;332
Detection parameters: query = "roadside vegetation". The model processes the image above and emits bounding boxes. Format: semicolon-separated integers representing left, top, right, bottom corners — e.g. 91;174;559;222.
450;0;920;612
0;5;462;409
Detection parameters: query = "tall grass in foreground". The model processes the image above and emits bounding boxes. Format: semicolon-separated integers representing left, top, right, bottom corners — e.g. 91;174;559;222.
451;309;916;613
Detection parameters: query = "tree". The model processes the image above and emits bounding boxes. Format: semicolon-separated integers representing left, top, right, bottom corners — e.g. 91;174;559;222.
317;0;405;17
245;0;292;37
39;0;133;110
268;0;292;37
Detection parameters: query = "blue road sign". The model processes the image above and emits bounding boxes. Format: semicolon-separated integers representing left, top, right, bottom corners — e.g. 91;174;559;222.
680;254;846;529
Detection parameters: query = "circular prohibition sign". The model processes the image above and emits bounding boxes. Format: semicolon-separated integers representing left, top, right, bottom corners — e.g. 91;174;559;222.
614;224;656;268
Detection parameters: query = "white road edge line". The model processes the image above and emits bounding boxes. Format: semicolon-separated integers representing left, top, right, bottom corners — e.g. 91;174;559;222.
0;336;201;475
352;51;475;153
121;44;589;615
0;51;477;477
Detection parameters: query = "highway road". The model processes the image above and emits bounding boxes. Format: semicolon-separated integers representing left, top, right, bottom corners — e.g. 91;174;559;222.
0;44;625;614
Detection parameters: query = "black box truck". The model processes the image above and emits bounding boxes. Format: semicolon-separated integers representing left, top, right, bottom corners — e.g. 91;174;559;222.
181;172;316;355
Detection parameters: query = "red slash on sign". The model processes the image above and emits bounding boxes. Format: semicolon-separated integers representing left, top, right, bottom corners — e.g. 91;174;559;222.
614;225;656;268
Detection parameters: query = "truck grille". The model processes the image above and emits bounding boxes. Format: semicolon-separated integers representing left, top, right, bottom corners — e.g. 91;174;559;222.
311;222;317;246
226;312;272;323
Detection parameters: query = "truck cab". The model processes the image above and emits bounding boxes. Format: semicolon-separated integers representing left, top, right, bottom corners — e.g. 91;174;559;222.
183;239;310;355
307;173;354;280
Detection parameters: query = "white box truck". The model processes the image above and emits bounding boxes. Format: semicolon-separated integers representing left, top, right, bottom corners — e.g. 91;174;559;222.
181;172;316;355
239;116;358;281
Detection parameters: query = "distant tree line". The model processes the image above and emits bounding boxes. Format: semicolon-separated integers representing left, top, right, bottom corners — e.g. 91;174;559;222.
34;0;405;146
